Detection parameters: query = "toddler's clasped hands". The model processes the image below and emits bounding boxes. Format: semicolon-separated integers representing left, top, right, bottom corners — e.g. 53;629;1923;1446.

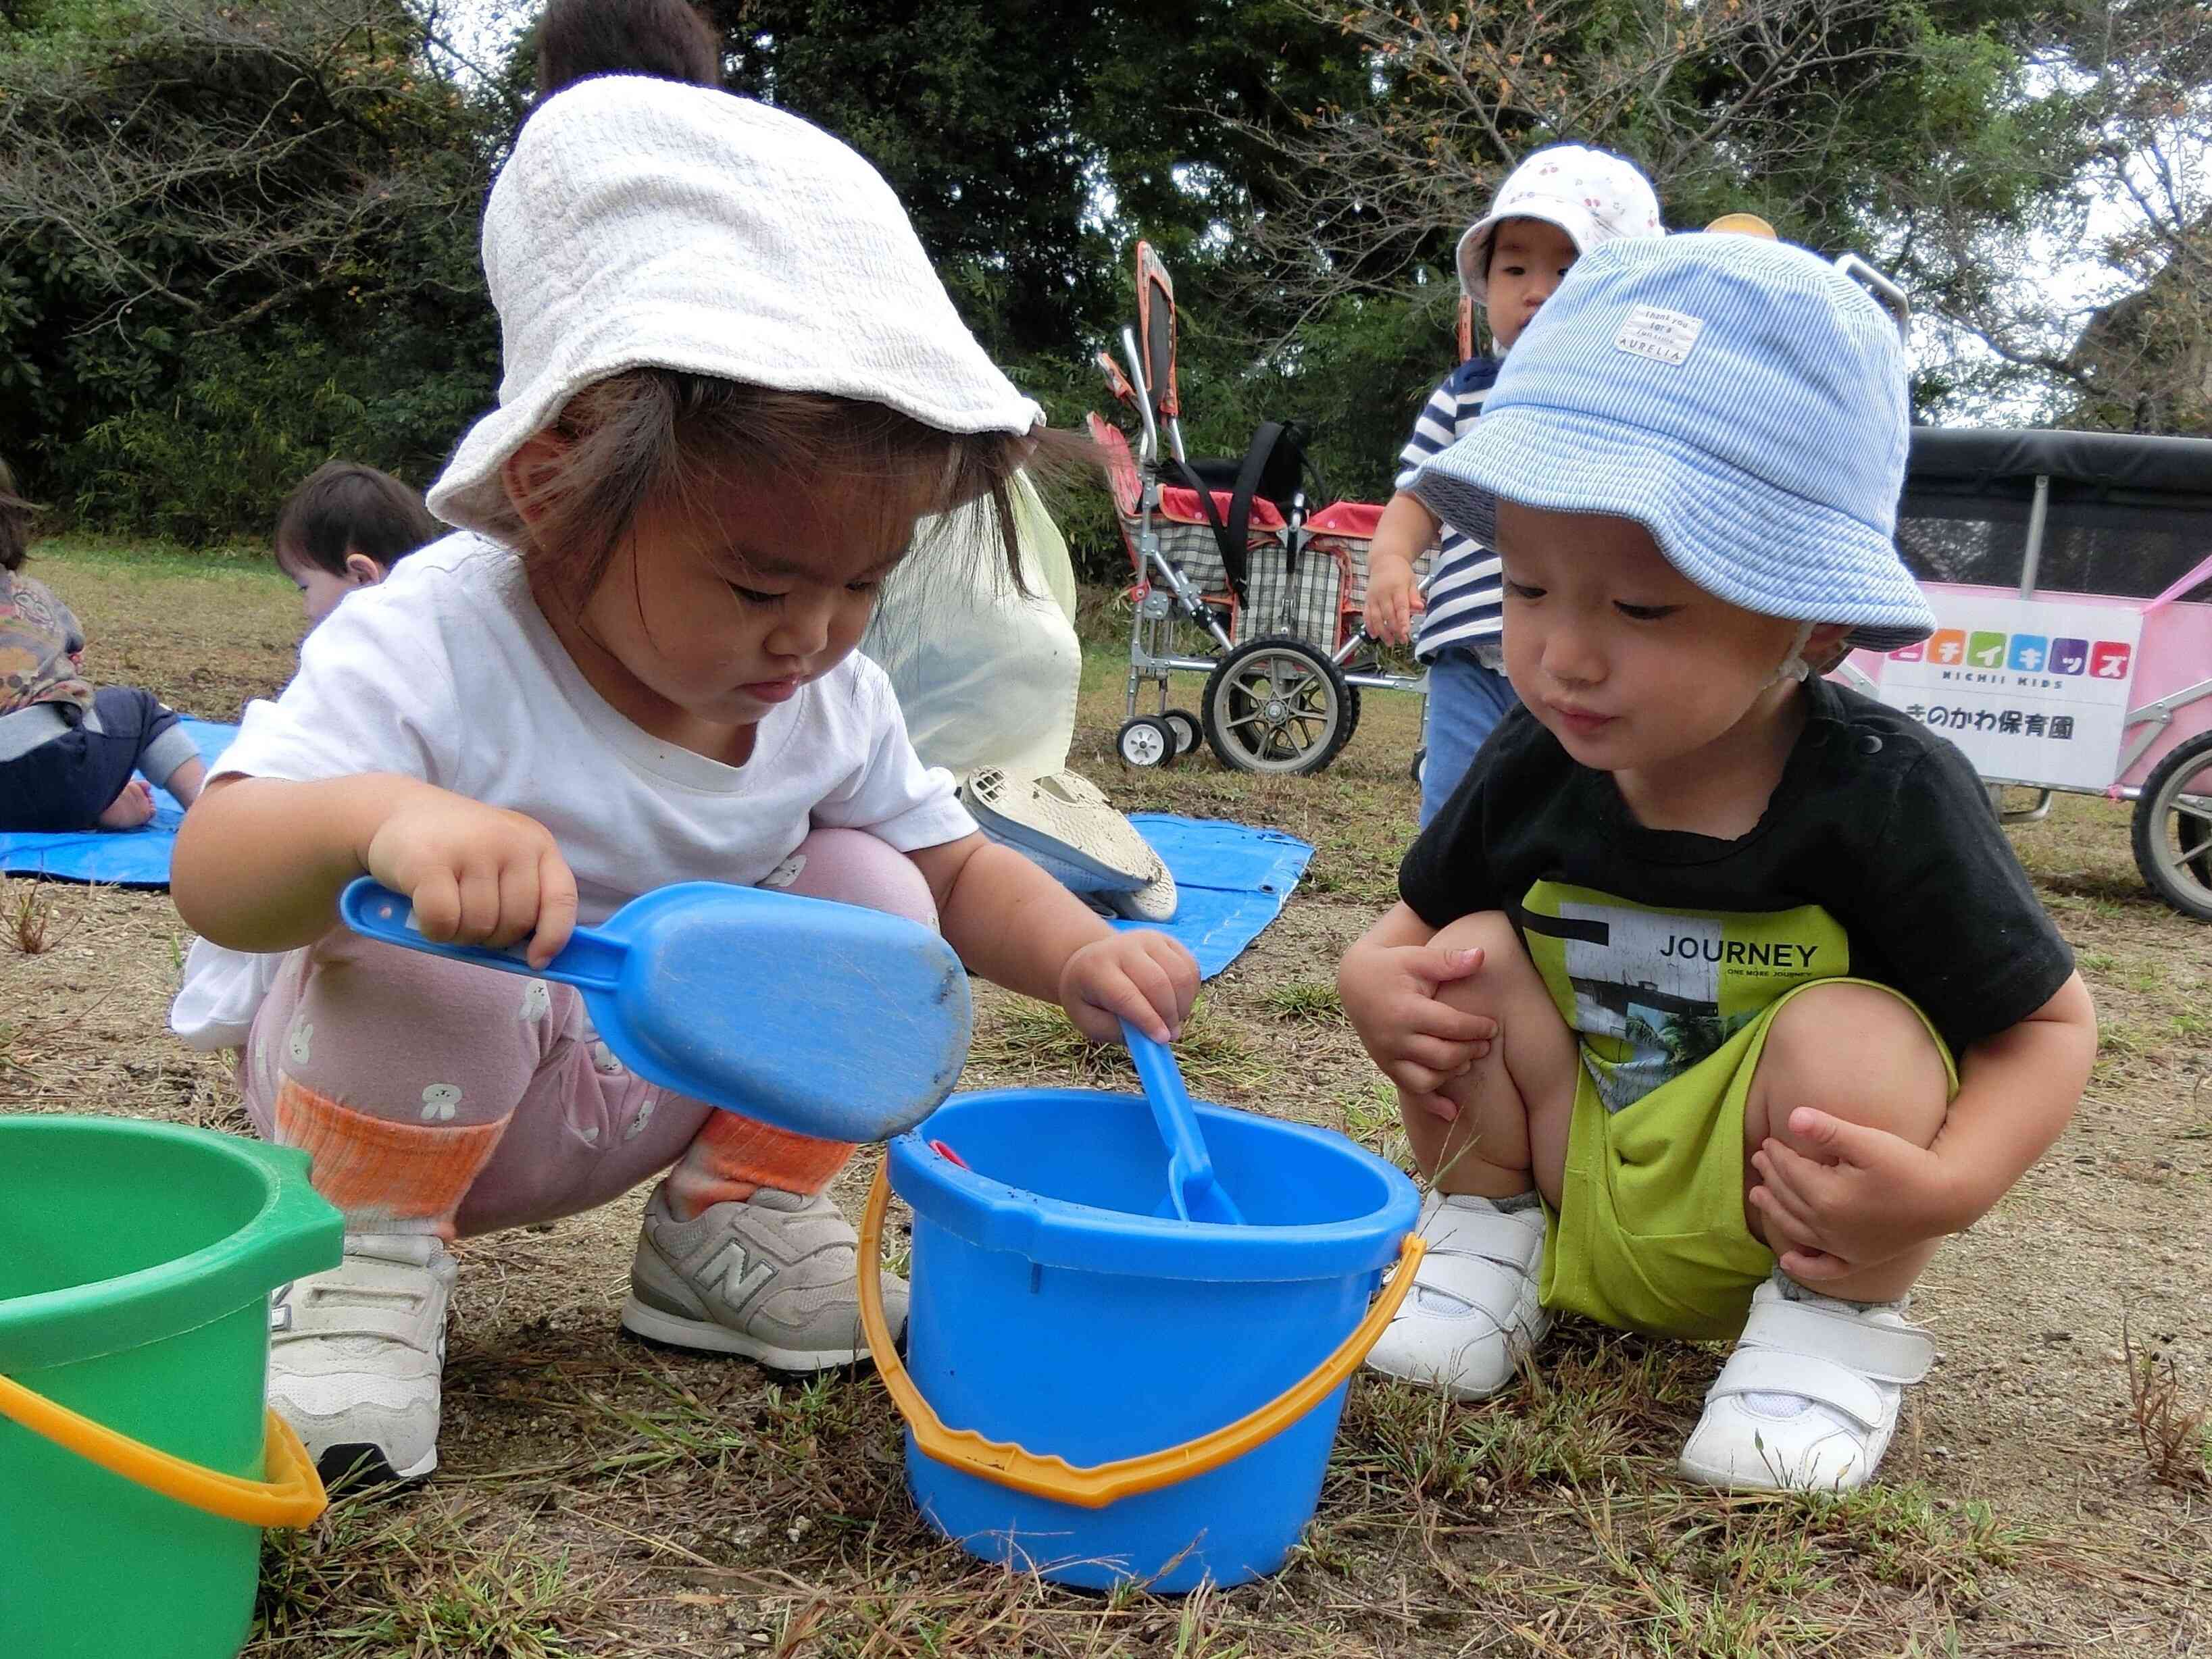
1338;939;1498;1119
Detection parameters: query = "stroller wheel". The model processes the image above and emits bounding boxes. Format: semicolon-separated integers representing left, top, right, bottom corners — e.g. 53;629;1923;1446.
2132;730;2212;921
1201;635;1355;777
1409;746;1426;788
1162;709;1202;757
1116;715;1176;770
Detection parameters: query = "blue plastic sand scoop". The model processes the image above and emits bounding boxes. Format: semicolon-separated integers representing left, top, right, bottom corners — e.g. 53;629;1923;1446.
1120;1018;1246;1224
341;877;972;1143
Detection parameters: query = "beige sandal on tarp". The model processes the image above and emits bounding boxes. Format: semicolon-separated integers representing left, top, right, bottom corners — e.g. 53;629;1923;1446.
959;767;1178;923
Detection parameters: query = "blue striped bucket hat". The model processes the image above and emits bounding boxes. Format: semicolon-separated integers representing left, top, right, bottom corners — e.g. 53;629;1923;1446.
1411;233;1936;650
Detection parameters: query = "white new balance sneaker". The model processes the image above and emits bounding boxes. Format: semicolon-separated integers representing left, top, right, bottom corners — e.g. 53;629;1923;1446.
1678;1276;1933;1493
1365;1191;1550;1400
620;1184;908;1371
267;1233;455;1485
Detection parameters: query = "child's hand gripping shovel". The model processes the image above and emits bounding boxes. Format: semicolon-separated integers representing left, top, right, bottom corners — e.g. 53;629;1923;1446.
340;877;972;1143
1120;1017;1246;1225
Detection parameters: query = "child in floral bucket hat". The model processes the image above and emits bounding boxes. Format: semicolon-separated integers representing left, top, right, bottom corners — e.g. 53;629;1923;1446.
1338;233;2096;1492
1365;144;1665;824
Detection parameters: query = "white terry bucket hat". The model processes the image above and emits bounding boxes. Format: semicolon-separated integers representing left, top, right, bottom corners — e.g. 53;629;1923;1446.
1456;143;1663;303
428;76;1043;535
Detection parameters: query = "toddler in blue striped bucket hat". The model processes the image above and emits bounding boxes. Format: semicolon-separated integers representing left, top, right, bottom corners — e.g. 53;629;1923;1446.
1336;232;2095;1494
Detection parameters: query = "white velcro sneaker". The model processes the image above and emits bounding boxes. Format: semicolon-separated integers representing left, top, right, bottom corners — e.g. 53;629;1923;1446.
1678;1277;1934;1493
266;1234;455;1485
1364;1191;1549;1400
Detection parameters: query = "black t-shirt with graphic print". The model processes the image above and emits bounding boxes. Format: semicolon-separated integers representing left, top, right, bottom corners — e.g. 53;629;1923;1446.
1400;675;2073;1092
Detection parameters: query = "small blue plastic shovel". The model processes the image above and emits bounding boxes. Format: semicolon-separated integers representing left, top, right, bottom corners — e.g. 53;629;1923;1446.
340;877;972;1144
1120;1018;1246;1225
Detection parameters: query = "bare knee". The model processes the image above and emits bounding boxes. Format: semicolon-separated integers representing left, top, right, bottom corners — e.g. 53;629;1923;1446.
778;827;938;927
1753;983;1949;1150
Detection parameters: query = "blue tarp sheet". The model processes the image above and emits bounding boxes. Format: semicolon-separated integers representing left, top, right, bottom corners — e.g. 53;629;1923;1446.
1115;813;1313;980
0;718;234;887
1;725;1313;978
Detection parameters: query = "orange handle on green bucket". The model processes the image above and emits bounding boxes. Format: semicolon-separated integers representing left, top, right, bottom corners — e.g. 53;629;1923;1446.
0;1371;327;1528
857;1163;1423;1510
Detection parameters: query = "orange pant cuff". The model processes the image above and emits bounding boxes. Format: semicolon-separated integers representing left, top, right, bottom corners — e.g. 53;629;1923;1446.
274;1079;507;1237
684;1109;855;1196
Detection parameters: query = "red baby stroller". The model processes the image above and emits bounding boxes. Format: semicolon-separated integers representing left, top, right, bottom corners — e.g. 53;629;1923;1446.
1090;241;1428;775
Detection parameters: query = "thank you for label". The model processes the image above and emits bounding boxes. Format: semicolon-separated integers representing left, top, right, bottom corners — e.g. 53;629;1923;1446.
1615;305;1706;365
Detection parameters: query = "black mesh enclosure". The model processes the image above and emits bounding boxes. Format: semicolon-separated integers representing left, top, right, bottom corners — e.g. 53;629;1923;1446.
1896;428;2212;602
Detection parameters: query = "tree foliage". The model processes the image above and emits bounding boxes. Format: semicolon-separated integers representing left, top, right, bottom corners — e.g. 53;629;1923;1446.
1226;5;2053;342
703;1;1370;359
1226;0;2210;434
0;0;507;538
0;0;2201;557
1946;1;2212;432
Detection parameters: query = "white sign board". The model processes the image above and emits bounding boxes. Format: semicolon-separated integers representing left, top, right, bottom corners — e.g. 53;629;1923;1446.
1867;594;2143;791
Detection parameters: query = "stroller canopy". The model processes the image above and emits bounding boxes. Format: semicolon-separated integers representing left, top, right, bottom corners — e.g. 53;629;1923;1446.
1900;427;2212;603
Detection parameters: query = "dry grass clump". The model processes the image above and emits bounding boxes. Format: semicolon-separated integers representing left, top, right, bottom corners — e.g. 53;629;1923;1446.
2123;1317;2212;1493
2;873;89;956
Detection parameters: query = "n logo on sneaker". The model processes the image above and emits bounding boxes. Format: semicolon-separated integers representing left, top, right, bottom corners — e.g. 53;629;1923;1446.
704;1241;777;1315
270;1282;295;1334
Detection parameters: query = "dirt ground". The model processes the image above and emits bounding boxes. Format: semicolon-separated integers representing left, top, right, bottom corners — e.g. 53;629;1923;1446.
3;542;2208;1658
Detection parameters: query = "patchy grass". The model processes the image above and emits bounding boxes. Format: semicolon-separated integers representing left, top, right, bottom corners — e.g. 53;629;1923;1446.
7;557;2211;1656
2;874;75;954
1257;979;1344;1023
2123;1318;2212;1493
1336;1079;1411;1168
253;1492;596;1658
18;536;299;721
966;994;1277;1099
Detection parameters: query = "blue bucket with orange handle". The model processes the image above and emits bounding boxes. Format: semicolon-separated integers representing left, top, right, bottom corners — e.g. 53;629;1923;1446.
858;1086;1422;1591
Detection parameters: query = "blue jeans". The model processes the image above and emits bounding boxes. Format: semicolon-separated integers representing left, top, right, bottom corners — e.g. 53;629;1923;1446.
1419;645;1519;826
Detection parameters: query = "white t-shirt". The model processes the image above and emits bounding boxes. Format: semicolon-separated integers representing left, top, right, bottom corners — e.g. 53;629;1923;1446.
170;533;974;1049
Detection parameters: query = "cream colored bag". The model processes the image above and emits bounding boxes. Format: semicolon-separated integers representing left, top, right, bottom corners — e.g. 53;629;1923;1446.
865;471;1080;780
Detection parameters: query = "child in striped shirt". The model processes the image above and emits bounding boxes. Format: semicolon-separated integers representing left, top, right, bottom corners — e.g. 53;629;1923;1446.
1363;147;1663;823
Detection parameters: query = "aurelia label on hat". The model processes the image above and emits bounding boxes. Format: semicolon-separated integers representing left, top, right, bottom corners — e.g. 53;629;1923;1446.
1615;305;1705;366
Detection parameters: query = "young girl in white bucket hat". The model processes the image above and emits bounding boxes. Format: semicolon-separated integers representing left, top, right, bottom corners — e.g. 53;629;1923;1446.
1340;233;2096;1491
170;76;1197;1486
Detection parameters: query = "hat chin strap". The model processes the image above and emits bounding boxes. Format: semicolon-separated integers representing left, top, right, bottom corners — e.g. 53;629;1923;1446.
1764;620;1819;688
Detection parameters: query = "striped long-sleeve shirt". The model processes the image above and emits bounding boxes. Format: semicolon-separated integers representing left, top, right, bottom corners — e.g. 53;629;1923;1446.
1393;355;1502;663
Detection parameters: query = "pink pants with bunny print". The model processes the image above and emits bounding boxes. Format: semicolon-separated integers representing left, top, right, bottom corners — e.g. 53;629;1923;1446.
239;828;939;1238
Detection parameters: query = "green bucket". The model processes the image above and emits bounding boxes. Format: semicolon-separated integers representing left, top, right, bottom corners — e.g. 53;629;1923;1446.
0;1116;344;1658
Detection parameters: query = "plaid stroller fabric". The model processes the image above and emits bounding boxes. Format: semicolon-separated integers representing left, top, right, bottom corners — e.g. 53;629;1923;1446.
1093;415;1431;653
1238;538;1351;647
1142;515;1240;601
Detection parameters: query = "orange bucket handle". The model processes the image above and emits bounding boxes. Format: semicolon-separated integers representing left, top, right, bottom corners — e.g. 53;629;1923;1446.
857;1162;1423;1510
0;1371;327;1529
